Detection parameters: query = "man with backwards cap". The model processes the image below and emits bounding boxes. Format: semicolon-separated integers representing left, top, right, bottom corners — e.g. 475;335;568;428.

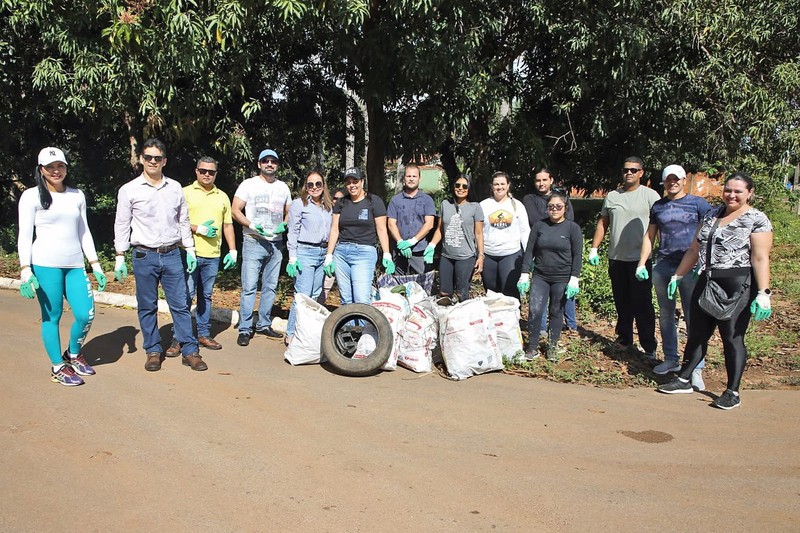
636;164;713;389
231;148;292;347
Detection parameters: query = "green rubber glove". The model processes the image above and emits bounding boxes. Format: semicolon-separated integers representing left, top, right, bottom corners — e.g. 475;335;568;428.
690;267;700;280
19;268;39;299
197;220;218;238
400;247;412;258
635;265;649;281
249;223;268;237
382;253;396;275
588;248;599;266
397;238;417;251
222;250;237;270
750;290;772;321
565;276;580;299
667;275;682;300
114;255;128;282
516;273;530;296
423;244;435;264
273;221;288;234
186;250;197;274
323;254;335;277
286;259;302;278
93;269;107;292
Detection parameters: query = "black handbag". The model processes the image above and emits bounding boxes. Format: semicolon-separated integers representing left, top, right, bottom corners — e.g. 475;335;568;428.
697;208;751;320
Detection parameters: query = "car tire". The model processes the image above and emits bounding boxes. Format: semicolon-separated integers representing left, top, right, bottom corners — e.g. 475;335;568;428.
321;303;393;376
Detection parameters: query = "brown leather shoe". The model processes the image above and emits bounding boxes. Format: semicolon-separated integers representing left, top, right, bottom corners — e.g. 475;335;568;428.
145;352;163;372
198;336;222;350
165;339;181;358
182;352;208;371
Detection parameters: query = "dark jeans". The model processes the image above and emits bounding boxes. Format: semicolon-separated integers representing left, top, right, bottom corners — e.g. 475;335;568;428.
482;250;523;299
528;275;568;347
132;247;197;355
608;259;657;352
678;270;755;391
439;255;477;301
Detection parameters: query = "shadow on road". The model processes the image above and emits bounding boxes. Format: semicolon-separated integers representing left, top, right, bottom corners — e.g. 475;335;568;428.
83;325;139;366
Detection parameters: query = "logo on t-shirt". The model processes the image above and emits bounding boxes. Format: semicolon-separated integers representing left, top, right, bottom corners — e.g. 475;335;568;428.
358;209;369;221
488;209;513;230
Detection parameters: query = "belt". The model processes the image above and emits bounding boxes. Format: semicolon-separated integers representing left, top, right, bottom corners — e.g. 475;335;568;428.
135;243;180;254
298;241;328;248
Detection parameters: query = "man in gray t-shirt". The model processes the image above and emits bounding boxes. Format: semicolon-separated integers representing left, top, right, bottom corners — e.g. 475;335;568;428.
589;156;661;356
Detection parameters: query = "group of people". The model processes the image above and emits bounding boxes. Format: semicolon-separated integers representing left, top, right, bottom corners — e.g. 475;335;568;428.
17;143;774;411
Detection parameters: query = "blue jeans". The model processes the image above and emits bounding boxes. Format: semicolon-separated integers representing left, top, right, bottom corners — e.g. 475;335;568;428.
132;247;197;355
540;294;577;331
286;244;327;336
239;236;283;333
333;242;377;305
186;255;220;338
653;259;704;368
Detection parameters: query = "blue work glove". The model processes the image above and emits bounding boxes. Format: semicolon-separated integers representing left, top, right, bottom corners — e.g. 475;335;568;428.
423;244;435;264
588;247;599;266
273;222;288;234
196;219;218;238
565;276;580;299
248;222;268;237
19;267;39;299
92;267;107;292
114;255;128;282
185;250;197;274
323;254;335;277
750;290;772;321
382;253;396;275
222;250;237;270
667;275;682;300
286;259;302;278
516;273;530;296
635;265;649;281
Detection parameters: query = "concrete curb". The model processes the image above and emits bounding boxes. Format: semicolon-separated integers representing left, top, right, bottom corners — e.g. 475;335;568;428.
0;276;288;333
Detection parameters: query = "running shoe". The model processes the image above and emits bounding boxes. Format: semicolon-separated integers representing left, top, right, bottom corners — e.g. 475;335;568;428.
657;378;693;394
63;351;95;376
713;389;741;410
51;365;84;387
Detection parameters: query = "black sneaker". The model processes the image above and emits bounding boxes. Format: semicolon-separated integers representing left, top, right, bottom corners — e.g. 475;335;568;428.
237;332;251;346
255;326;282;339
712;389;741;410
657;378;693;394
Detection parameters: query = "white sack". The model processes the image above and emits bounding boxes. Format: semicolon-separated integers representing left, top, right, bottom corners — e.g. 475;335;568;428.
439;298;503;380
284;294;330;365
481;290;523;362
398;299;438;373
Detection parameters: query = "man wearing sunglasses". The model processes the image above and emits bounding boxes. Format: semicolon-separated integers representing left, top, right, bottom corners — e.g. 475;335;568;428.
114;138;207;372
163;157;238;355
589;156;661;357
387;163;436;276
231;148;292;346
522;168;578;334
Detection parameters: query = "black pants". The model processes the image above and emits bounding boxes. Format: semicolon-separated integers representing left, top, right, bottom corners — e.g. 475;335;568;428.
439;255;477;301
609;259;657;352
482;251;522;300
678;269;755;391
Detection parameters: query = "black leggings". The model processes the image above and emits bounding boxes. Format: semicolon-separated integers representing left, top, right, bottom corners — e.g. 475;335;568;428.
678;269;756;391
481;251;522;299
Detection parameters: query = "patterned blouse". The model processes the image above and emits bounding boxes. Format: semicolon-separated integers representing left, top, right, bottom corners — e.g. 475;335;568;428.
696;207;772;272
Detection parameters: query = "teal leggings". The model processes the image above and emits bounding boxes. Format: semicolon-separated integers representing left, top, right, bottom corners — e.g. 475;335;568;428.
32;266;95;365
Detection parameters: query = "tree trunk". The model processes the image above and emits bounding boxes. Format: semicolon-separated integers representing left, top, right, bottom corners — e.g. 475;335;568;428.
366;97;387;199
469;115;492;200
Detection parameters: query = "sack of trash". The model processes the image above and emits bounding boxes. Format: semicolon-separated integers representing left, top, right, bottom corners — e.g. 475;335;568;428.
397;298;438;373
481;291;523;362
438;298;504;380
284;294;330;365
370;288;412;370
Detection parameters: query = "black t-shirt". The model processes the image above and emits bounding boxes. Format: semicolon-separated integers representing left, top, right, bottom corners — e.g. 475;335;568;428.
521;219;583;282
333;193;387;245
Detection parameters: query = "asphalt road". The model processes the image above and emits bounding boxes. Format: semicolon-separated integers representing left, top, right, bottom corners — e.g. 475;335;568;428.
1;290;798;532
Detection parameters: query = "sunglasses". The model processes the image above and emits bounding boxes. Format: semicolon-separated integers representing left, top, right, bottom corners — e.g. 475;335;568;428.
547;204;565;211
333;196;345;201
306;181;323;189
622;167;641;174
197;168;217;176
142;154;165;163
260;157;278;164
454;183;469;190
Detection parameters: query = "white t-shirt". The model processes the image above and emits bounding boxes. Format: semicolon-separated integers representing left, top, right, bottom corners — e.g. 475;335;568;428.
480;196;530;256
18;187;99;269
233;176;292;241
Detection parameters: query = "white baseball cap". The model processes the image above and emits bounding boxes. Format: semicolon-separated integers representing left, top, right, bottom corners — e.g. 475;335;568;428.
38;147;68;166
661;164;686;183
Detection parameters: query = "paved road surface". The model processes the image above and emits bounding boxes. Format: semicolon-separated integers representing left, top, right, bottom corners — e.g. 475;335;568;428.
1;291;798;531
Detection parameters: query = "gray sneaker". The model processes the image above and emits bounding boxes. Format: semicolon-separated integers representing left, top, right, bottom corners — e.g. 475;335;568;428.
713;389;741;410
653;360;681;374
657;377;693;394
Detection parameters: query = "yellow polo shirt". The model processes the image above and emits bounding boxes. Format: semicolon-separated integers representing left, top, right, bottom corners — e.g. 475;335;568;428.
183;181;233;258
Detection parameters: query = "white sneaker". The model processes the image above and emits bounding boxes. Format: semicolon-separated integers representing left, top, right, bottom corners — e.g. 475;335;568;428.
691;369;705;391
653;361;681;375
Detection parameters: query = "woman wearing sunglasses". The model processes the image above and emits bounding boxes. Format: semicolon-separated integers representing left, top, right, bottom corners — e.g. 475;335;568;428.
517;192;582;361
284;170;333;346
17;147;106;386
428;175;484;302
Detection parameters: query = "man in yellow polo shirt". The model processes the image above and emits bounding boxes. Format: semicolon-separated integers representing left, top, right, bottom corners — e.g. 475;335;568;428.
168;156;237;354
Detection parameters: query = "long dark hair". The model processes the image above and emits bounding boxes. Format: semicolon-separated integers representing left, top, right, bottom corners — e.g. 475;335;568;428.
35;165;73;210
